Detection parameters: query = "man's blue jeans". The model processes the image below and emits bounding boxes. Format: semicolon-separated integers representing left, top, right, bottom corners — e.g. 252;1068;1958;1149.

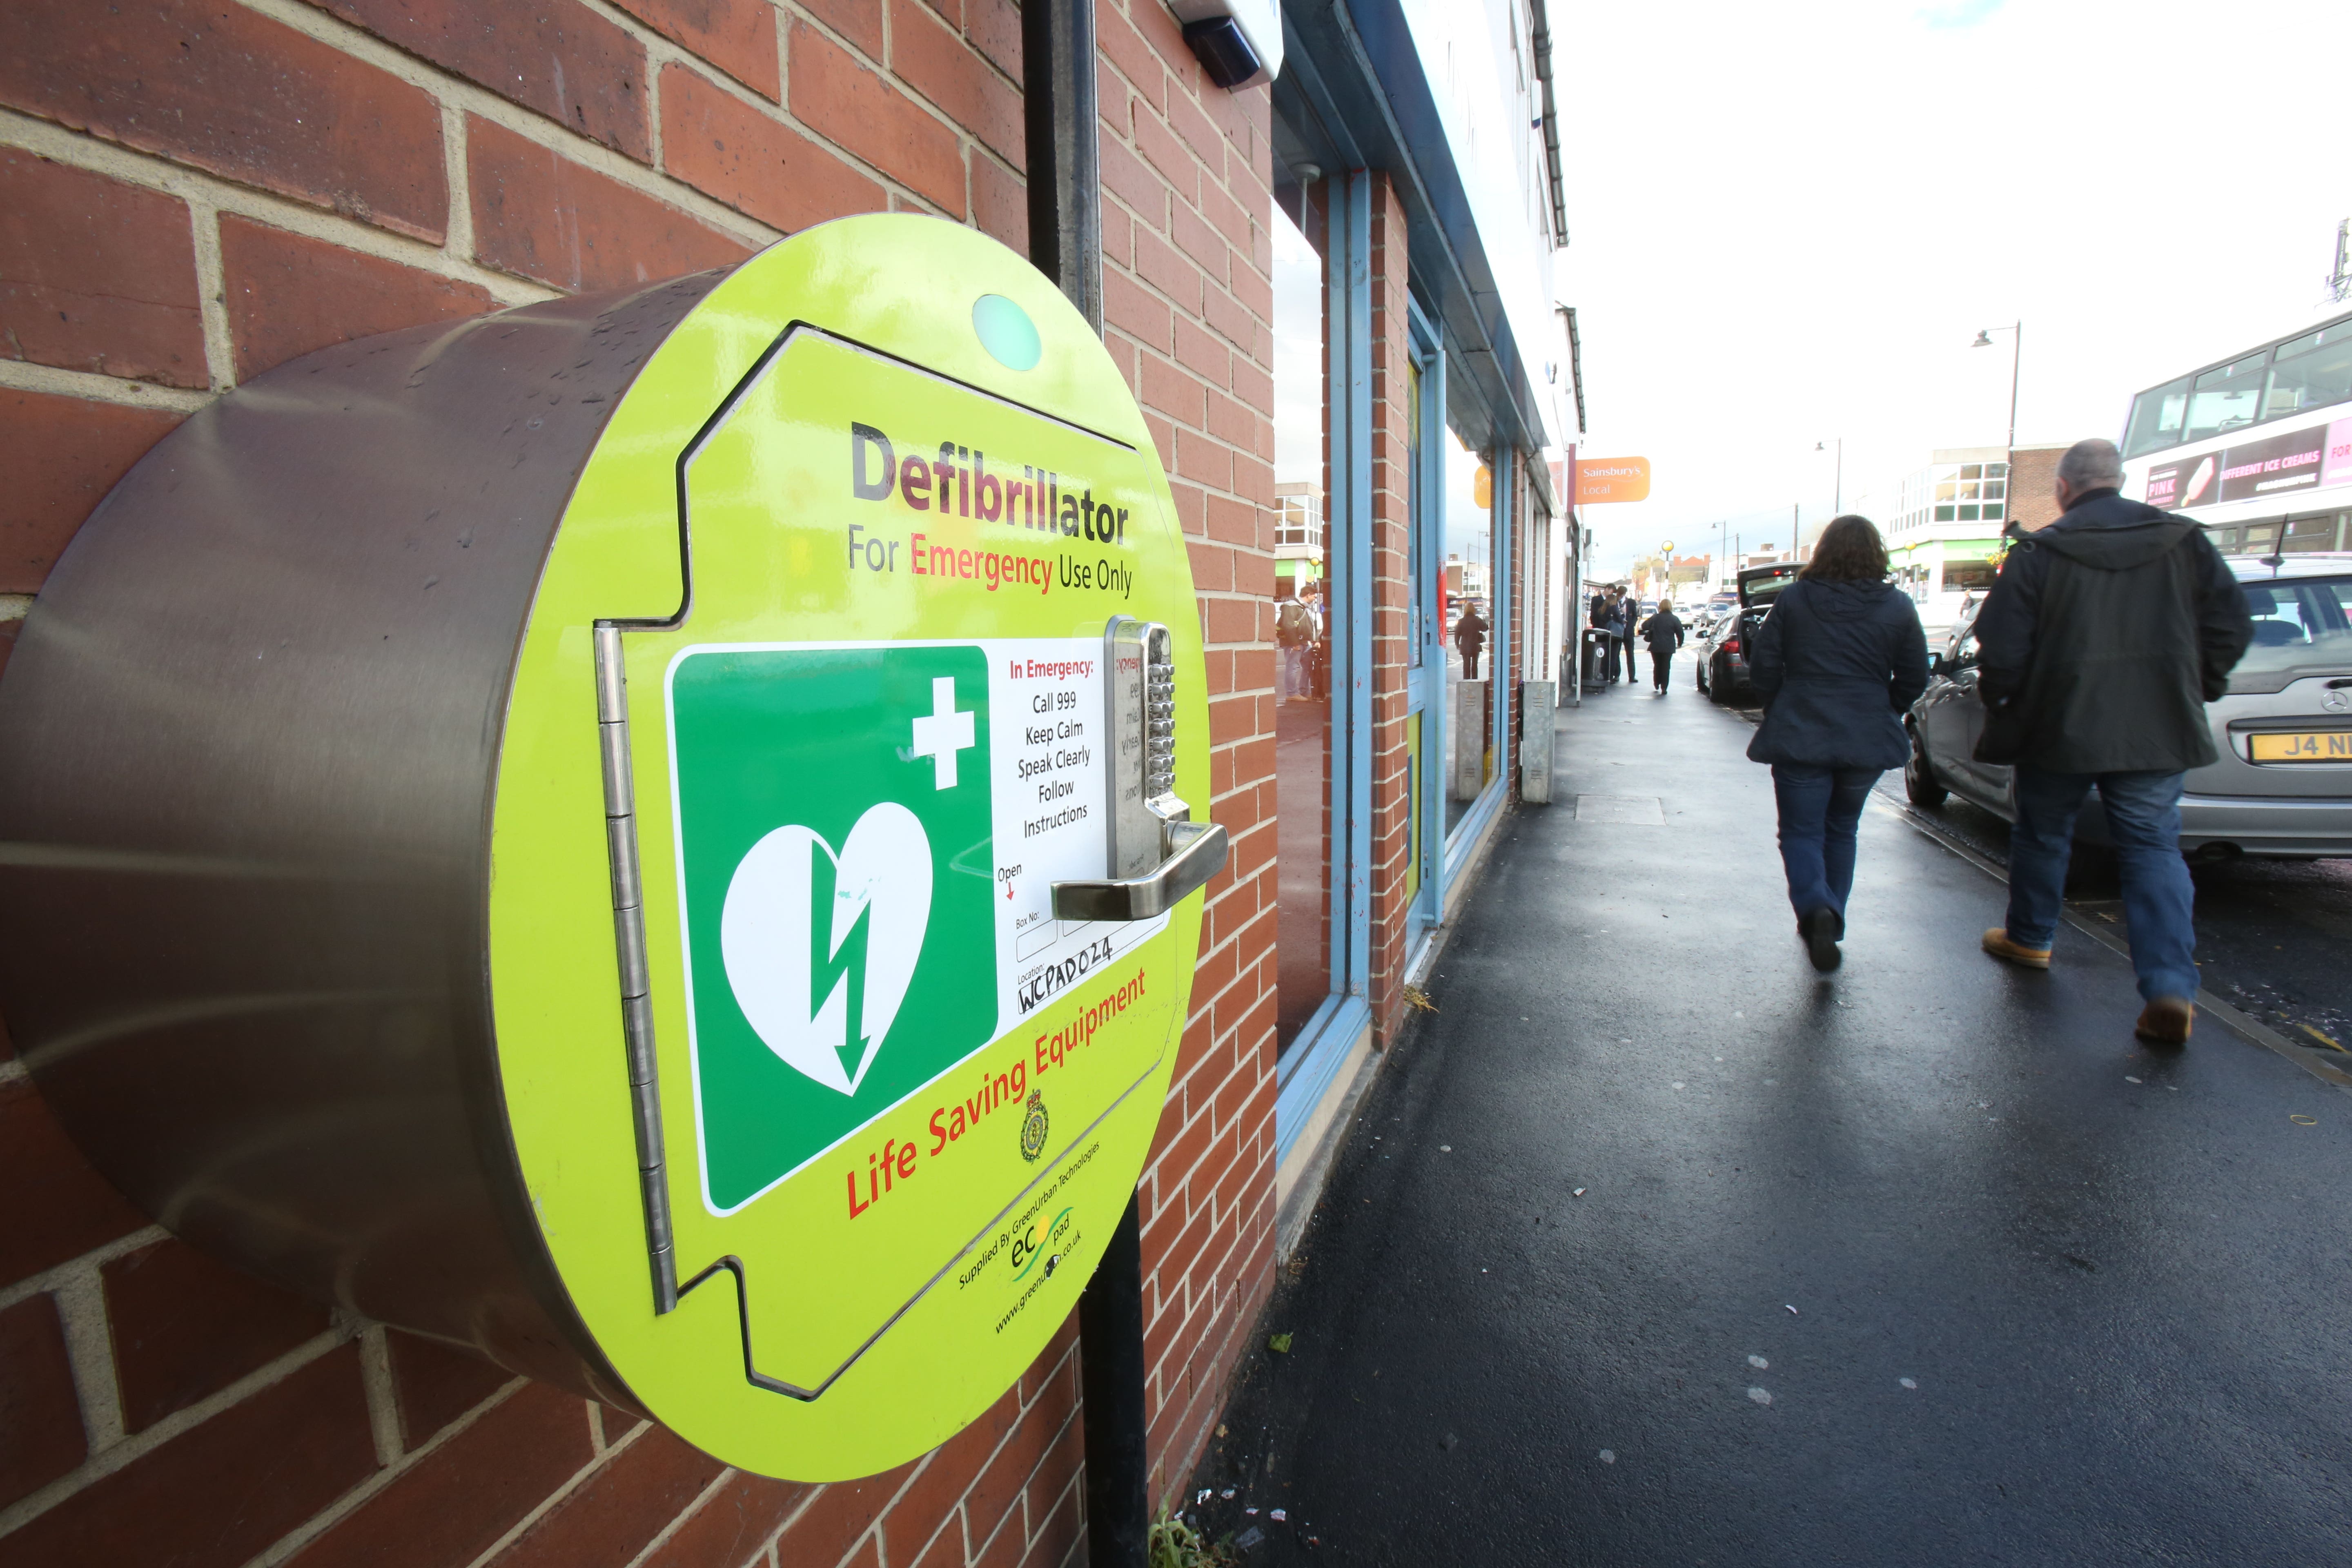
1771;764;1881;928
2005;766;2200;1002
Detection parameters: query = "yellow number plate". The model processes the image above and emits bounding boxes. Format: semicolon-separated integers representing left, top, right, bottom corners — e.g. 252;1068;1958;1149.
2249;730;2352;762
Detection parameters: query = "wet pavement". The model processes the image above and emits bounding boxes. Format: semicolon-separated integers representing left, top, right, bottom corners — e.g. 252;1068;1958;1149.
1189;679;2352;1566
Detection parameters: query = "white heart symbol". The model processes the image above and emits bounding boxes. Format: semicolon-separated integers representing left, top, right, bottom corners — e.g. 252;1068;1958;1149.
719;802;932;1096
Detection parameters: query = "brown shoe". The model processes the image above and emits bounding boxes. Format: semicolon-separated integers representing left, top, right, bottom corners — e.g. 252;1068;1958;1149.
2135;998;2195;1044
1982;928;2052;969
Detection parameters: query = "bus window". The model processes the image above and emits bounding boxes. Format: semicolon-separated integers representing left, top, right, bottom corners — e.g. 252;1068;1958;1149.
2184;352;2268;443
2261;322;2352;421
2283;515;2342;552
2123;376;2189;457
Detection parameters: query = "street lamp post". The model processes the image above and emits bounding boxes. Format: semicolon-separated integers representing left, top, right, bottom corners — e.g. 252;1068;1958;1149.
1815;438;1842;515
1972;322;2023;457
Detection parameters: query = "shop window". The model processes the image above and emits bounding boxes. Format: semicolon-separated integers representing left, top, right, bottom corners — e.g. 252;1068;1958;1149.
1442;430;1494;837
1270;196;1332;1056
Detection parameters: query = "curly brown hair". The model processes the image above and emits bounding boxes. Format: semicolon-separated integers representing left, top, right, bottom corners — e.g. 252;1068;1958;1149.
1800;514;1889;583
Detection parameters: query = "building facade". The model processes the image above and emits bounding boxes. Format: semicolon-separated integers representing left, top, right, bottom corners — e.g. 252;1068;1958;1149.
0;2;1575;1564
1886;446;2010;632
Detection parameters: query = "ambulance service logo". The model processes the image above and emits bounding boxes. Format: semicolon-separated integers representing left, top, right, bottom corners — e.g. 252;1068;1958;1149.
670;644;998;1213
1018;1089;1049;1163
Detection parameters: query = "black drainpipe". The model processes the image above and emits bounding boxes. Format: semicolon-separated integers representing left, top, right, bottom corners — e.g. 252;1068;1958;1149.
1025;8;1144;1566
1025;0;1103;333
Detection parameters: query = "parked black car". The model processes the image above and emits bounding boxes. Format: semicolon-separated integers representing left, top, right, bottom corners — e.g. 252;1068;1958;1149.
1698;562;1801;704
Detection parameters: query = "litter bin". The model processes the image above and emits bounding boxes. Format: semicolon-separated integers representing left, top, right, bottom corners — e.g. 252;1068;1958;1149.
1581;628;1612;684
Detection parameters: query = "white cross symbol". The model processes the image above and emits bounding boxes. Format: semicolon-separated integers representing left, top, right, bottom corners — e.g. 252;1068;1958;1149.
908;676;976;790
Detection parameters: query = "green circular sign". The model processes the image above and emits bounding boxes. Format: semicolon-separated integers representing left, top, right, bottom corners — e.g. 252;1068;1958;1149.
490;218;1206;1478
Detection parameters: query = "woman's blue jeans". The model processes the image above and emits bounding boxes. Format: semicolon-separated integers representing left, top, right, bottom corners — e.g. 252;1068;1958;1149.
1771;764;1881;927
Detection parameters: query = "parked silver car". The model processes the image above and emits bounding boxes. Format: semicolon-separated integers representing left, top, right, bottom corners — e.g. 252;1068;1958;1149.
1902;553;2352;858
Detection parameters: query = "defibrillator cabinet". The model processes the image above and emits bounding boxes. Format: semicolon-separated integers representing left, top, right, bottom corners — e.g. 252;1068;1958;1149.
0;216;1219;1480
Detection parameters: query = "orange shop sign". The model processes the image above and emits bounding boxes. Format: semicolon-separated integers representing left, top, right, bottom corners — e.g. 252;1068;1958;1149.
1574;457;1650;504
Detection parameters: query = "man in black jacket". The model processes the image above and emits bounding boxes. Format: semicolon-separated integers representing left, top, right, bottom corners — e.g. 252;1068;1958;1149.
1973;438;2252;1043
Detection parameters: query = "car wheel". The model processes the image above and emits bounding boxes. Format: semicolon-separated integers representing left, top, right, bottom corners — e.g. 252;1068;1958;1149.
1903;723;1947;808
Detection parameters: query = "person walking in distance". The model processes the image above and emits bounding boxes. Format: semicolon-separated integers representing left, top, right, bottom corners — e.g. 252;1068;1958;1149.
1276;591;1314;702
1744;515;1929;971
1639;599;1686;693
1608;589;1634;684
1973;438;2252;1043
1454;601;1489;682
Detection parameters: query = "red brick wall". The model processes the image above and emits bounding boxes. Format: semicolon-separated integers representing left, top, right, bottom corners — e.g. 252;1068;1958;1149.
2007;444;2065;532
0;1;1280;1562
1362;176;1413;1039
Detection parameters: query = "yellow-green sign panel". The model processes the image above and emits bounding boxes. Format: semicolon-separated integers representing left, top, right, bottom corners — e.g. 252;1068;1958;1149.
488;217;1206;1479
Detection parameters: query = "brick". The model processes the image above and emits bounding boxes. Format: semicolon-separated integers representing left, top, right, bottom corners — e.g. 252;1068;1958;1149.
802;0;885;58
1103;268;1171;353
771;1466;904;1565
1132;229;1200;315
1166;89;1227;185
1173;427;1231;491
889;0;1023;169
0;1292;84;1510
468;117;753;294
963;1396;1063;1549
1171;201;1228;288
971;153;1027;252
969;0;1022;79
0;151;203;388
386;1329;515;1450
615;0;778;100
1098;123;1168;232
102;1235;330;1434
0;1077;152;1285
1095;0;1165;116
1140;354;1204;428
909;1511;968;1568
969;1496;1027;1568
2;1345;376;1568
488;1425;725;1568
0;0;445;241
1127;0;1200;93
217;216;494;385
788;20;965;216
0;617;20;686
1131;109;1198;207
661;63;883;234
291;1383;592;1568
1020;1430;1082;1566
640;1471;810;1568
306;0;650;160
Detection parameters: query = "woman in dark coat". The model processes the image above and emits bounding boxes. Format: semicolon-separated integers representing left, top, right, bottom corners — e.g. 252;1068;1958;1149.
1638;601;1685;693
1746;516;1929;971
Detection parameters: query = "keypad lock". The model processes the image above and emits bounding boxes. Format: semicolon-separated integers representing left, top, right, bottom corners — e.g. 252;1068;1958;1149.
1050;616;1227;921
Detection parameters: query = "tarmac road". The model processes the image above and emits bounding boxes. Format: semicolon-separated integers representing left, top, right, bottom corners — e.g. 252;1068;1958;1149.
1185;680;2352;1566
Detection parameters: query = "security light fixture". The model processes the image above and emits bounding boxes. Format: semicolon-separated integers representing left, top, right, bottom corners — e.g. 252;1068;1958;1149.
1169;0;1282;89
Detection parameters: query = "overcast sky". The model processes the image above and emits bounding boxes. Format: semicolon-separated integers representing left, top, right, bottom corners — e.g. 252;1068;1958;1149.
1557;0;2352;577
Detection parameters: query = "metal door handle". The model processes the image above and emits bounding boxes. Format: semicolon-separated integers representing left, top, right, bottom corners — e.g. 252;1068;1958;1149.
1051;817;1228;922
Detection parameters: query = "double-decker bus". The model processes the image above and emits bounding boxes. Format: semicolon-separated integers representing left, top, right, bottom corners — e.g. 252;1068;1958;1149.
2119;309;2352;554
